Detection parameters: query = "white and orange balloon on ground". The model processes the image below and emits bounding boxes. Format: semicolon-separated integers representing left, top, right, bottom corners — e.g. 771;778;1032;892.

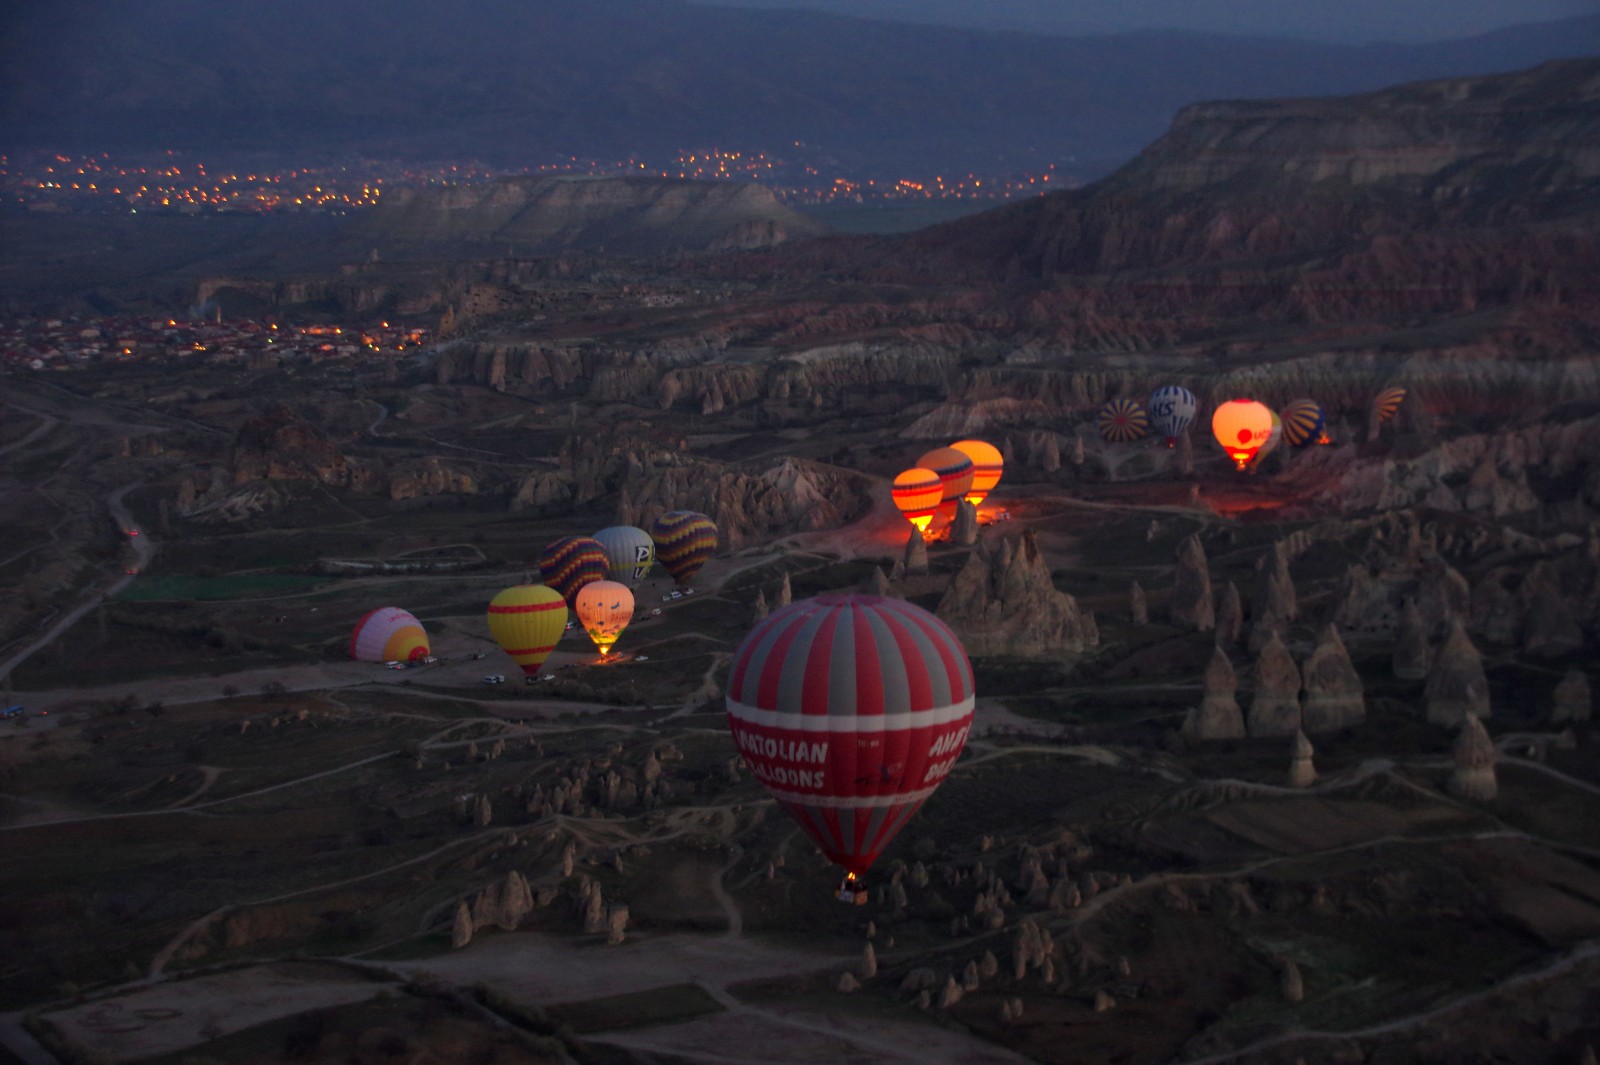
725;594;975;898
575;580;635;656
1211;398;1276;470
949;439;1003;506
350;607;430;663
892;467;943;536
486;585;568;676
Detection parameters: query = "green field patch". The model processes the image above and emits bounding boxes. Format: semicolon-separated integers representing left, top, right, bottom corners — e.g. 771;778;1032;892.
543;981;724;1034
116;573;332;602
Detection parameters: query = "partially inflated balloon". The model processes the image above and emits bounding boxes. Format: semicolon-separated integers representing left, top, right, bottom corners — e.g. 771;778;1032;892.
575;580;635;656
1098;399;1149;444
949;439;1003;506
593;526;655;588
350;607;430;662
651;511;718;587
1374;387;1407;424
487;585;568;676
539;536;609;604
915;447;975;504
1211;399;1275;470
725;594;975;880
892;468;942;535
1147;386;1197;446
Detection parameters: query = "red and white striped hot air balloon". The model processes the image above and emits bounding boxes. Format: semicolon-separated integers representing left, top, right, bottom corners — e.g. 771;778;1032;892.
725;594;975;902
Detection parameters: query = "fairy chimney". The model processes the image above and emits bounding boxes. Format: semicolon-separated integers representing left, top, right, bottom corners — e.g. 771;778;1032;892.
1248;632;1303;738
1215;581;1243;647
903;526;929;575
1425;619;1491;725
951;500;979;546
1392;597;1430;680
1301;625;1365;733
1287;729;1317;789
1448;715;1497;802
1552;670;1591;724
1129;581;1148;625
1182;646;1246;740
1170;534;1215;632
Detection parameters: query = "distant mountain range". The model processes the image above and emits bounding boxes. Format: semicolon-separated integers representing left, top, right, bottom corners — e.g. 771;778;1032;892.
3;0;1598;177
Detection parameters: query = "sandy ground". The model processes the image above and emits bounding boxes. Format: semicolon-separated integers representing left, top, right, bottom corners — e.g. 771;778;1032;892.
40;963;394;1063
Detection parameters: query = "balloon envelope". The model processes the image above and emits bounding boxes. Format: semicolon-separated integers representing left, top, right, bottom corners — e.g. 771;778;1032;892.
487;585;568;676
1098;399;1149;444
892;468;943;534
949;439;1003;505
575;580;635;655
725;594;975;878
539;536;610;604
350;607;430;662
593;525;656;587
1374;387;1407;424
915;447;975;504
651;511;718;586
1147;386;1197;444
1212;399;1276;470
1280;398;1326;447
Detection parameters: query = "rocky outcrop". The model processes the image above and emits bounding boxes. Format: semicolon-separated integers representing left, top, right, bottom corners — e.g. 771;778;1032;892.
950;500;979;546
1170;534;1215;632
1248;632;1303;738
1252;542;1297;627
1449;715;1497;801
1553;670;1592;724
937;531;1095;656
1287;730;1316;788
1521;571;1584;659
1393;598;1430;680
451;901;473;949
903;527;929;575
1425;619;1491;725
1215;581;1243;647
1301;625;1365;733
1129;581;1148;625
1183;647;1246;741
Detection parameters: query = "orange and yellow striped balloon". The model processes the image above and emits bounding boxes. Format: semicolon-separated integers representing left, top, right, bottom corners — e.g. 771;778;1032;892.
487;584;568;676
949;439;1003;506
892;467;943;534
1374;387;1407;424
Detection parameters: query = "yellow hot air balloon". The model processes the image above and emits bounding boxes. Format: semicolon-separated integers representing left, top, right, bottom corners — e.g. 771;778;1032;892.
1211;399;1275;471
949;439;1003;506
576;580;635;656
892;467;942;535
487;585;568;677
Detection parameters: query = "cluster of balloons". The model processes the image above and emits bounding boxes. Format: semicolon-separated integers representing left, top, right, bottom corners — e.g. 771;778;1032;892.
1096;386;1197;447
891;439;1004;538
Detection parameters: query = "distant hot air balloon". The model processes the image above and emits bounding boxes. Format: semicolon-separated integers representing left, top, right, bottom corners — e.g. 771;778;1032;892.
1211;399;1276;470
1374;386;1407;424
539;535;610;604
592;525;656;588
1147;385;1197;447
651;511;718;587
725;594;975;900
892;467;943;536
486;585;568;676
1248;410;1284;469
350;607;430;663
1280;398;1326;447
1097;398;1149;444
575;580;635;656
915;447;975;505
949;439;1003;506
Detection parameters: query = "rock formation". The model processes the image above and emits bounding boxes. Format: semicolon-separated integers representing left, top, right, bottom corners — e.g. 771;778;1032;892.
1215;581;1243;647
776;572;792;608
1248;632;1303;738
1553;670;1592;724
903;526;929;575
753;590;769;622
861;942;878;980
1521;572;1584;659
868;566;892;597
1416;557;1471;639
1170;534;1215;632
1129;581;1148;625
1182;647;1246;740
1300;625;1365;733
1279;958;1305;1003
1392;597;1430;680
836;972;860;993
606;904;629;945
451;901;473;949
1253;541;1297;626
1287;730;1316;788
936;531;1095;656
950;500;979;546
1449;715;1498;801
1425;619;1491;725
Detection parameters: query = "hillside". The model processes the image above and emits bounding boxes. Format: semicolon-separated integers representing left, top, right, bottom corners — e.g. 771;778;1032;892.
346;175;828;258
3;0;1597;176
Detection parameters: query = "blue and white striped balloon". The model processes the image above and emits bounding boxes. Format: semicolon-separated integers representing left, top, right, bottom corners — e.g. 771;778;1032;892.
1148;385;1197;445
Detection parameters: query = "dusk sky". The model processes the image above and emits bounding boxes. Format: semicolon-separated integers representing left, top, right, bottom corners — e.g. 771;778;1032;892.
706;0;1600;42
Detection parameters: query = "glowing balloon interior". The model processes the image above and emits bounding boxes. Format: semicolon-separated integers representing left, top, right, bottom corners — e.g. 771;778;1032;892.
486;585;568;676
725;594;975;880
948;439;1003;505
892;467;943;534
914;447;975;504
575;580;635;656
539;535;610;604
1211;399;1276;470
350;607;430;662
